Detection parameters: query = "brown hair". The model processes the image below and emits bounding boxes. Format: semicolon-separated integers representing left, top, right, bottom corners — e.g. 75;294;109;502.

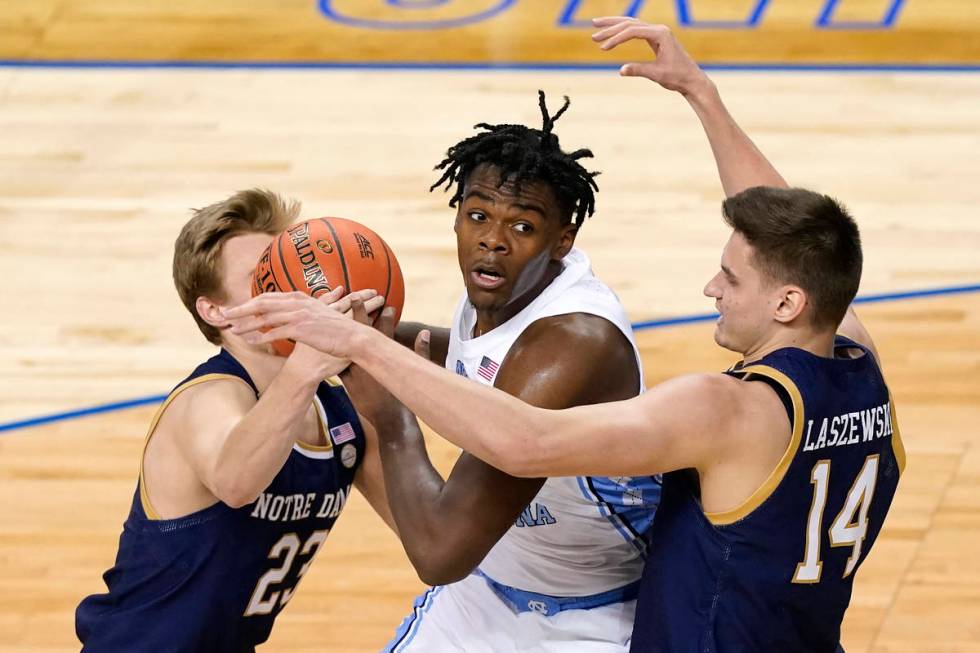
173;189;299;344
722;186;862;329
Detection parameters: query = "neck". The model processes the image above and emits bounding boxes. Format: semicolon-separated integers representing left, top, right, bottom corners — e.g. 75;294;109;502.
221;338;287;394
741;326;836;365
474;260;563;337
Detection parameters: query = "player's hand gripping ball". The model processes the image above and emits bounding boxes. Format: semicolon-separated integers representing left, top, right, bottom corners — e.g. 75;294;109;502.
252;217;406;356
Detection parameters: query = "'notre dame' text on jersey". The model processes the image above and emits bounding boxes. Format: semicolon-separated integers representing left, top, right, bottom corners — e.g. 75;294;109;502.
76;349;365;652
631;336;904;653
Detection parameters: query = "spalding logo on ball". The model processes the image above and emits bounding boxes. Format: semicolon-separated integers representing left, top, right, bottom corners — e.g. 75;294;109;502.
252;217;406;357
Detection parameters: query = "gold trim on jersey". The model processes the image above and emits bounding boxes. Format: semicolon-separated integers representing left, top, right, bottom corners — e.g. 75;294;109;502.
705;365;805;526
293;441;334;452
294;396;334;453
889;393;906;475
138;373;253;520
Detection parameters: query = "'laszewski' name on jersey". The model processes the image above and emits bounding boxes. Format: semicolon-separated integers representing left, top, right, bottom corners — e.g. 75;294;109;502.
250;487;350;523
802;401;893;453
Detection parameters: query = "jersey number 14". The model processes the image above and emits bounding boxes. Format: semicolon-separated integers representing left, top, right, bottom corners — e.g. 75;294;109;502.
793;455;879;584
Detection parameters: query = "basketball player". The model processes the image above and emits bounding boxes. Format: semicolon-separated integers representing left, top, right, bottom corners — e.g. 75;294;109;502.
347;93;659;651
226;18;905;652
75;190;393;652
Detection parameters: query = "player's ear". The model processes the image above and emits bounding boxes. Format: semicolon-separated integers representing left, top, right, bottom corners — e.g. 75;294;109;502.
553;222;578;260
196;295;229;329
773;285;807;324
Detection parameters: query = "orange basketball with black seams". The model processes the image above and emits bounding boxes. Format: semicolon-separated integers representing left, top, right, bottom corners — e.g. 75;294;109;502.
252;217;406;357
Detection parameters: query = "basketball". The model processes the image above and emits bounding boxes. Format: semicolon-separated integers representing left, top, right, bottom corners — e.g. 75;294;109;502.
252;217;405;356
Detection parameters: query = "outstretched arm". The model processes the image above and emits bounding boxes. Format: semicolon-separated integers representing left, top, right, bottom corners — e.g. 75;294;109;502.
223;292;731;478
593;16;788;196
345;324;733;479
594;20;878;358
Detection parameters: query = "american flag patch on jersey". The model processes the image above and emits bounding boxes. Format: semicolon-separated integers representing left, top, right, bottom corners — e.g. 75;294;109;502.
477;356;499;382
329;422;357;445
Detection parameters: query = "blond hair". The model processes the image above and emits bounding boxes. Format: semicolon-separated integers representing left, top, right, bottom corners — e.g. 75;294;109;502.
173;189;299;344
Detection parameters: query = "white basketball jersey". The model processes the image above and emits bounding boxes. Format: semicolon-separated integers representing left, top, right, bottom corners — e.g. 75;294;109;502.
446;248;660;596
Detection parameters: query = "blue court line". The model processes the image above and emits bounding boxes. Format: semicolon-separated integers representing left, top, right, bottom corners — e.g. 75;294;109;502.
1;59;979;72
1;281;978;436
0;395;168;434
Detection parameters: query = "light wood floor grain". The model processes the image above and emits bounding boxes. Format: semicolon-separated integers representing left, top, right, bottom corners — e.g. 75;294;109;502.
2;0;978;65
1;67;978;651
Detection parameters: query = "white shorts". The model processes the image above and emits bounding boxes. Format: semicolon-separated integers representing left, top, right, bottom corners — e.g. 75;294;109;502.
381;573;635;653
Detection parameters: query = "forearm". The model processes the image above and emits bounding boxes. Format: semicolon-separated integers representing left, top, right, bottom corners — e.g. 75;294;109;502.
352;330;549;476
371;409;451;542
351;330;685;478
371;410;471;580
683;78;788;196
369;406;518;582
214;362;320;506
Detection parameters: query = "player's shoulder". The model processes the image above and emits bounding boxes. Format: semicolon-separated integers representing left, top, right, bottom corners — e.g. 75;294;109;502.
712;370;794;444
657;372;785;428
511;313;631;369
656;372;744;407
520;312;624;348
167;373;257;424
497;313;637;403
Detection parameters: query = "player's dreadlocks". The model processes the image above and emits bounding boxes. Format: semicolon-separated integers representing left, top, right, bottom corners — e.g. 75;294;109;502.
430;90;599;227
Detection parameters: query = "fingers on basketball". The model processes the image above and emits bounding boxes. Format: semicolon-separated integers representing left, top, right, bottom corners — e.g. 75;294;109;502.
252;217;406;356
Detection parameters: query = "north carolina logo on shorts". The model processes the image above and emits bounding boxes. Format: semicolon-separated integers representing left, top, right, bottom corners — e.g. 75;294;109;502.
527;600;549;615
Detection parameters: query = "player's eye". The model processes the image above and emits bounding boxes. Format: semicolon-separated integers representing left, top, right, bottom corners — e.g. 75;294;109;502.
513;222;533;234
468;211;487;222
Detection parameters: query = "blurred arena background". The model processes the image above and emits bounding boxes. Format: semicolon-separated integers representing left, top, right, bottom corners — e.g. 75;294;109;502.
1;1;978;651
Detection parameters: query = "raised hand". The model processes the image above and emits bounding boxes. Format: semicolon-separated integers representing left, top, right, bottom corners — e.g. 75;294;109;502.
592;16;709;96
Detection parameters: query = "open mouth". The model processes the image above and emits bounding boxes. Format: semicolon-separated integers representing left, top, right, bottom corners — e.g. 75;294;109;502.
471;265;506;290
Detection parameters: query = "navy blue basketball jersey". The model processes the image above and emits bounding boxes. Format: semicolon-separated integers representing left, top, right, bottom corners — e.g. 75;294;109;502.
76;349;366;652
631;336;905;653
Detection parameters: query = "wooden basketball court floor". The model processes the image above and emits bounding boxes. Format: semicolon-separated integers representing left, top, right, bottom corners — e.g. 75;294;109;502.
2;3;980;651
